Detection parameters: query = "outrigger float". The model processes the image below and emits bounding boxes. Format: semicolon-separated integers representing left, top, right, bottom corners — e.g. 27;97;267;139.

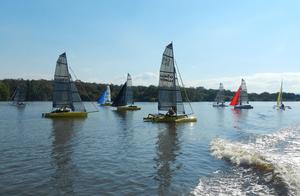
230;79;253;109
112;73;141;111
143;43;196;123
42;53;88;118
212;83;227;107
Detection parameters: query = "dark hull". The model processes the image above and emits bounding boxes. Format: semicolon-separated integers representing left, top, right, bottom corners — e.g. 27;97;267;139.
234;104;253;109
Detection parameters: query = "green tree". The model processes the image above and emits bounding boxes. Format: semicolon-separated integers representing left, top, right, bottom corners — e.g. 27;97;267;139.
0;81;10;101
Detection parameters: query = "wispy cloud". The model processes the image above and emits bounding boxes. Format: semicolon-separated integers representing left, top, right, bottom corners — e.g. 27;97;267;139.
126;72;300;93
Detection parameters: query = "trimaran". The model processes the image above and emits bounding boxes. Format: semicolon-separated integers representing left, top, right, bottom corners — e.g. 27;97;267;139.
144;43;196;123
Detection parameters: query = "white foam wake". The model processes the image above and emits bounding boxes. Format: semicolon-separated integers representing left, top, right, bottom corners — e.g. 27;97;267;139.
210;138;273;171
192;126;300;196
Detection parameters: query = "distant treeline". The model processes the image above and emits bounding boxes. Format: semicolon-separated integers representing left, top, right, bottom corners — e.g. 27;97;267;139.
0;79;300;102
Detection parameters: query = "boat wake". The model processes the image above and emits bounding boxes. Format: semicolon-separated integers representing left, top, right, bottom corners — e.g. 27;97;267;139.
210;138;274;171
192;126;300;196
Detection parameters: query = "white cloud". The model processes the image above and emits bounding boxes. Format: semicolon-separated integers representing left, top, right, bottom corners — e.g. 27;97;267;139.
185;72;300;93
110;72;159;86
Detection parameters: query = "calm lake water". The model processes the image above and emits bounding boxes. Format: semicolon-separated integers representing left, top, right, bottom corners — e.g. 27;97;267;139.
0;102;299;195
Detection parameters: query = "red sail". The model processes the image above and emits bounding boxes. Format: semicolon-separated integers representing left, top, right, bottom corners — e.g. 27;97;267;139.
230;87;241;106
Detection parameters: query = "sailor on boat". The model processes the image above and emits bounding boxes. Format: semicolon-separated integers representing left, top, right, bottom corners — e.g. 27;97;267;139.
52;106;70;113
280;103;285;110
166;107;176;116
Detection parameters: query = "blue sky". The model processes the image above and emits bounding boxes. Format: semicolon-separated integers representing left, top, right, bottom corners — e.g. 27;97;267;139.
0;0;300;93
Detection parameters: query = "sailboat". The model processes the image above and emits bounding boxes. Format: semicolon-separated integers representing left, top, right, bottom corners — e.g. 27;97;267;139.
273;80;291;110
213;83;227;107
230;79;253;109
42;53;88;118
112;73;141;111
11;86;26;107
97;85;112;106
143;43;197;123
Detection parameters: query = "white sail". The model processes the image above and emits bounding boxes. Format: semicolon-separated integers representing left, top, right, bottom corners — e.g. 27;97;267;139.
214;83;225;104
239;79;249;105
126;73;133;105
106;85;111;102
158;43;185;114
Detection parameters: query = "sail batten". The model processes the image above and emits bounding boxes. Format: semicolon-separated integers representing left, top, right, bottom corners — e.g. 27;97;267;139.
158;43;185;114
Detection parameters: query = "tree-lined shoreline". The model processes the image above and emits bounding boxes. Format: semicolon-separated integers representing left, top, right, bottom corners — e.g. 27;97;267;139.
0;79;299;102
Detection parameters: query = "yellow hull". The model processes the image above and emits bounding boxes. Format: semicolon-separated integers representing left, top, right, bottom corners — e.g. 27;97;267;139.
117;105;141;111
42;112;88;118
143;114;197;123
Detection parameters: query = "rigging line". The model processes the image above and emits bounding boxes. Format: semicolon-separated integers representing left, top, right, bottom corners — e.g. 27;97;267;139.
174;60;194;114
69;66;99;112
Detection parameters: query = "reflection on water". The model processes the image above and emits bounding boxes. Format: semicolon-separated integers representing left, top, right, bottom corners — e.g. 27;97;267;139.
113;110;134;130
113;110;133;120
215;107;225;128
231;109;249;130
51;119;84;195
154;123;181;195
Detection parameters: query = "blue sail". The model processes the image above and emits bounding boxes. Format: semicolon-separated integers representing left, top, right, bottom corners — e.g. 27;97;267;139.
97;90;107;104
